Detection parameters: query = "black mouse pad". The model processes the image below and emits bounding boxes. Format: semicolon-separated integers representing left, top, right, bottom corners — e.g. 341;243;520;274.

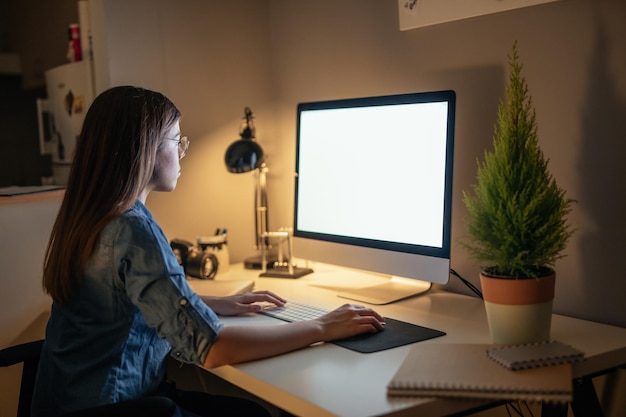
331;318;446;353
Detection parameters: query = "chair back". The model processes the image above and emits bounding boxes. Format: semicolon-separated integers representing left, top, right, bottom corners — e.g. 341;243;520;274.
1;339;177;417
0;339;45;417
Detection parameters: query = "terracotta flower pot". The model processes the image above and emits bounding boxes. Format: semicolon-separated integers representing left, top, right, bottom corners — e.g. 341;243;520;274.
480;270;555;345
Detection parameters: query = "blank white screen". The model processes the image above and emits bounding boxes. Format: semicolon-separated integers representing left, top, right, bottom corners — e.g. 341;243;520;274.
296;101;449;249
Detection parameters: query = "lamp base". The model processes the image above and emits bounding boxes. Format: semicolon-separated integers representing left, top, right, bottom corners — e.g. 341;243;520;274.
243;254;278;270
260;267;314;279
243;254;313;278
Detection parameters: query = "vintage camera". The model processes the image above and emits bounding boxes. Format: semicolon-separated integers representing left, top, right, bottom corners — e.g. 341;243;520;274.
170;238;218;280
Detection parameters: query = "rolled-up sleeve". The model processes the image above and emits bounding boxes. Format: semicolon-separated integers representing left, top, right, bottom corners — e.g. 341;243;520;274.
113;214;223;365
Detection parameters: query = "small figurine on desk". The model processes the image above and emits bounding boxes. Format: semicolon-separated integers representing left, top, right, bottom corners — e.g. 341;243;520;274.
33;86;385;417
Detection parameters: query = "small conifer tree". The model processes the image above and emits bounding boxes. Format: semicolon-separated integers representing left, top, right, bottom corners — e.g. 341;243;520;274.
462;41;575;278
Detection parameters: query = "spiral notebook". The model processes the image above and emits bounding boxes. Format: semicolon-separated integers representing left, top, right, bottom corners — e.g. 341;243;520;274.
486;340;584;370
387;343;573;403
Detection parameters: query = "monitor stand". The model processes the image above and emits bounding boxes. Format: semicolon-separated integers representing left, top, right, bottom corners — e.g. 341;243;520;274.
336;276;432;305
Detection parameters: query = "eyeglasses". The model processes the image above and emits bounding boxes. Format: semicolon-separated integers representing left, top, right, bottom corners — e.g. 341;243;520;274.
164;136;189;159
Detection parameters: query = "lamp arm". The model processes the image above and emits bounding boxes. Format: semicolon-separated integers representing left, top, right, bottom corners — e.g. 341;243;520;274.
253;164;269;251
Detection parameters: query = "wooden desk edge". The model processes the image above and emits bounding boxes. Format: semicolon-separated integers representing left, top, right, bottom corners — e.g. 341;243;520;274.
574;346;626;379
0;189;64;205
207;365;338;417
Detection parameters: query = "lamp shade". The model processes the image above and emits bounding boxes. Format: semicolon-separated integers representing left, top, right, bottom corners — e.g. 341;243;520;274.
224;139;265;173
225;106;265;173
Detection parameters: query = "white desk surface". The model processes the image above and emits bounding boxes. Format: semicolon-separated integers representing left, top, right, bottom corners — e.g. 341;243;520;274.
194;262;626;417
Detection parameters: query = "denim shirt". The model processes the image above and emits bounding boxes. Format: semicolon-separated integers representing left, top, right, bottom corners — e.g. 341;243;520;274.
32;201;223;417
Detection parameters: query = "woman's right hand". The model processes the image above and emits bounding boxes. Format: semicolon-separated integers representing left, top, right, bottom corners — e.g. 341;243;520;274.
314;303;385;342
204;302;385;368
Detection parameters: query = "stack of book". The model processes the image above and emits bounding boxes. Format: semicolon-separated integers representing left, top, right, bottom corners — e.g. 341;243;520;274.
387;341;584;403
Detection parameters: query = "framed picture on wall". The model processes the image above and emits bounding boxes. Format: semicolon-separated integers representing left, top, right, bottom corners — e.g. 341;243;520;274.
398;0;562;31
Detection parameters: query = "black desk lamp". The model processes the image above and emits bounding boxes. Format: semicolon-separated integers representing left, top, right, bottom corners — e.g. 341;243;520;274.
224;107;313;278
224;107;275;269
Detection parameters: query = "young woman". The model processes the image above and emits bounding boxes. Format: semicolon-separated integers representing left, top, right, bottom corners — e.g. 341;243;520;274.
31;86;384;417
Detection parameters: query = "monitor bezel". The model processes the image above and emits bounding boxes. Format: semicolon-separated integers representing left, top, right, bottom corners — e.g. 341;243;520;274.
293;90;456;265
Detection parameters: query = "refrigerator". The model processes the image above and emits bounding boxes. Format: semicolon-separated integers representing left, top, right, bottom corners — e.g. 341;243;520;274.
37;0;94;185
38;60;94;185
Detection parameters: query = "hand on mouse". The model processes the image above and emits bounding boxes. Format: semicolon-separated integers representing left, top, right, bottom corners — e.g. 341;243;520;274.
314;303;385;342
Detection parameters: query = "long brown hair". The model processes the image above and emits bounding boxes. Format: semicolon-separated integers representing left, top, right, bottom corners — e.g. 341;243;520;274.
43;86;181;302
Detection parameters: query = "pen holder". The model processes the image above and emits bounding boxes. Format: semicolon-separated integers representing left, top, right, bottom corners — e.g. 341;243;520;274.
197;234;230;274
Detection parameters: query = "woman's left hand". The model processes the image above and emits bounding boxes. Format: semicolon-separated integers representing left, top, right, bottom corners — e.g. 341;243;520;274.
201;290;287;316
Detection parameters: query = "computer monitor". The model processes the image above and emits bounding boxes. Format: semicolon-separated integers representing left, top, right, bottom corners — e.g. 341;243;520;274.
293;90;456;305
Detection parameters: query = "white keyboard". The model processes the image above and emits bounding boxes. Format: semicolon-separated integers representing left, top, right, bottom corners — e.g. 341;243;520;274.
260;301;330;322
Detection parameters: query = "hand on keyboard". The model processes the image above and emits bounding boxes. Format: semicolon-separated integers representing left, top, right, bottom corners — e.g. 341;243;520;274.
259;301;331;322
202;290;287;316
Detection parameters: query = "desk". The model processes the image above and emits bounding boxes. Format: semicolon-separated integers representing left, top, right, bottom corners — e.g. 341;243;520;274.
197;263;626;417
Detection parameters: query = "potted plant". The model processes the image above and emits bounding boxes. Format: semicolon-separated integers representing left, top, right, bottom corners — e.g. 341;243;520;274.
462;41;575;345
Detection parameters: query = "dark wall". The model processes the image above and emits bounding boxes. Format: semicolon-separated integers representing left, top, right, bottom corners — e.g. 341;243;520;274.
0;75;46;186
